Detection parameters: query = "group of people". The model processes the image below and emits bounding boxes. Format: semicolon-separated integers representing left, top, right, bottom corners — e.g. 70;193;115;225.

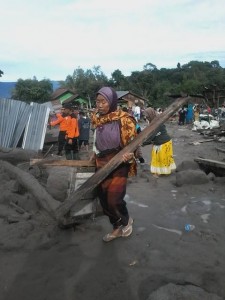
178;104;215;125
50;104;91;159
51;87;176;242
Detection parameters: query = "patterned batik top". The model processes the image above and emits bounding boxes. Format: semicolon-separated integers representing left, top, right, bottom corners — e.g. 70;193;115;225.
91;110;137;176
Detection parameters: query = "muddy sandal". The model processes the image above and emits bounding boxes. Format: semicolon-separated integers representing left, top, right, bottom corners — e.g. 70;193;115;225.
102;228;122;242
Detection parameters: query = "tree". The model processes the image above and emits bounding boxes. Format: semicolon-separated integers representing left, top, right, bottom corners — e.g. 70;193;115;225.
61;66;109;104
12;78;53;103
61;60;225;108
127;69;155;99
110;69;128;89
143;63;157;71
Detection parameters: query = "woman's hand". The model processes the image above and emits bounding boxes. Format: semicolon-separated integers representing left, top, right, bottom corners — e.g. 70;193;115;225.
122;152;134;163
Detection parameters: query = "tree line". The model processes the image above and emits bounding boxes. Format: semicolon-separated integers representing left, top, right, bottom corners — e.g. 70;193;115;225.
4;60;225;108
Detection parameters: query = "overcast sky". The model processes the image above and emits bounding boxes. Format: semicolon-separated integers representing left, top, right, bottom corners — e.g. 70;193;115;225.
1;0;225;82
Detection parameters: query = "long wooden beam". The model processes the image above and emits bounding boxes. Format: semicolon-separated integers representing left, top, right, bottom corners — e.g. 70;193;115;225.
55;96;191;224
30;159;95;167
216;147;225;154
194;157;225;169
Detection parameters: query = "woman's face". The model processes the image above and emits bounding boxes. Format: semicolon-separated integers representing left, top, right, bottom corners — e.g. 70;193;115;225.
96;94;110;115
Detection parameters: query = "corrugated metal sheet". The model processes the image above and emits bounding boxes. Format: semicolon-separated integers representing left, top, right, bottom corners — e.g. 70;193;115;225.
0;98;49;151
22;102;50;151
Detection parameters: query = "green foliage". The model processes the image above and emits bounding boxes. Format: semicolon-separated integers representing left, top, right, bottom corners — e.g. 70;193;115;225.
110;69;128;89
12;78;53;103
61;60;225;108
60;66;108;106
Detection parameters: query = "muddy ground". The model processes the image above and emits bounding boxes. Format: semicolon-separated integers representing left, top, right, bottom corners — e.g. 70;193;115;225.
0;121;225;300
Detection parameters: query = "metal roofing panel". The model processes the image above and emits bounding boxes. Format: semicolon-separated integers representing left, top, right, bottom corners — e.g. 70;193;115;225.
0;98;50;151
0;99;31;148
116;91;129;99
22;102;50;151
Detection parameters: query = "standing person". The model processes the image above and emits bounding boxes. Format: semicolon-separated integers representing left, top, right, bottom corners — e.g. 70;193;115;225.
78;111;91;151
194;105;200;122
50;107;69;156
91;87;137;242
122;107;145;163
133;103;141;122
135;123;145;163
142;108;176;177
185;103;193;124
221;104;225;118
64;104;80;160
178;107;186;125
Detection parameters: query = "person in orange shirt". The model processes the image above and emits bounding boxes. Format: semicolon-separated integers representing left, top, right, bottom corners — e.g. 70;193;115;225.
63;104;80;160
50;107;70;156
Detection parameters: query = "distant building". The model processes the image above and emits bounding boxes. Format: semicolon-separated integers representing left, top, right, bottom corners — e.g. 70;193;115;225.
116;91;148;108
44;88;89;113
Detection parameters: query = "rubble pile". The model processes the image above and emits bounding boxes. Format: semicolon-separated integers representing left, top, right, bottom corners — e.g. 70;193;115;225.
0;148;61;250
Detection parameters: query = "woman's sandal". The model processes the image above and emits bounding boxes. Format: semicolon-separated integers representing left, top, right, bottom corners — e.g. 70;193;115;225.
103;228;122;242
103;218;134;242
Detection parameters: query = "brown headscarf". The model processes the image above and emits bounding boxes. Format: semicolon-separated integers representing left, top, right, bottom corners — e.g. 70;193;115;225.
144;107;157;122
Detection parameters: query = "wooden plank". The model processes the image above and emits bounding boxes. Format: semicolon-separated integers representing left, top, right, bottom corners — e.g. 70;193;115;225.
216;147;225;154
54;96;191;225
30;159;96;167
189;139;214;145
194;157;225;169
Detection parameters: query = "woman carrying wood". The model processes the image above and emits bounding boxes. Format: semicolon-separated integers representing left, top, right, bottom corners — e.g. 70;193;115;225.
91;87;136;242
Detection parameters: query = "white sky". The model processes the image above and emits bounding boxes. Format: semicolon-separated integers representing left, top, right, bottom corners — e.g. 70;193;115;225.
1;0;225;81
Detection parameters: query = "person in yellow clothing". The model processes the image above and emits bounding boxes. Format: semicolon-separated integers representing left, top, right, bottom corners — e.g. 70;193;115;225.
194;105;200;122
64;104;80;160
50;107;70;156
142;107;176;178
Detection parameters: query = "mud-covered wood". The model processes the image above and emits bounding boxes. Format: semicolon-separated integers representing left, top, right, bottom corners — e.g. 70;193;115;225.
216;147;225;154
30;159;96;168
55;96;191;224
1;160;60;220
189;138;215;145
194;157;225;169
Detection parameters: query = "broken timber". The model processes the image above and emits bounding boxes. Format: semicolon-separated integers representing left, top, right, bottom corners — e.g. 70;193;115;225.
194;157;225;176
31;159;95;168
216;147;225;154
189;138;215;145
55;96;191;225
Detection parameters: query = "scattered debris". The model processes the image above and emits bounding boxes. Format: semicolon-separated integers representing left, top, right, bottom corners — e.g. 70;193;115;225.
152;224;182;236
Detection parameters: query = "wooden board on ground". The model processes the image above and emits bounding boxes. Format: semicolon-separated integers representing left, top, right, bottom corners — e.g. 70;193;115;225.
30;159;96;168
216;147;225;154
189;139;214;145
194;157;225;177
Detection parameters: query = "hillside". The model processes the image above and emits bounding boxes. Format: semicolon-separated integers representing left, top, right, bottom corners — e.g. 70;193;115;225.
0;81;60;98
